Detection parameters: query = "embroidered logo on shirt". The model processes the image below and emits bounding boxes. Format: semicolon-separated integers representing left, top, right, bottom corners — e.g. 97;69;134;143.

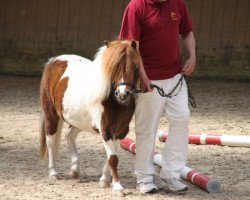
171;12;178;20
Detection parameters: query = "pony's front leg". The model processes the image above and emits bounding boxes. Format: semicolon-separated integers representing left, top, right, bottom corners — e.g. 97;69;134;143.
103;139;124;197
99;160;111;188
65;126;80;179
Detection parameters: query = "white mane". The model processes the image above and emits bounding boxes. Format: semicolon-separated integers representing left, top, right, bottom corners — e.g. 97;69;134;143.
86;46;111;106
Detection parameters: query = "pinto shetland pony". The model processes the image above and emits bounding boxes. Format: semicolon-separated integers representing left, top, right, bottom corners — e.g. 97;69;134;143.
40;40;142;196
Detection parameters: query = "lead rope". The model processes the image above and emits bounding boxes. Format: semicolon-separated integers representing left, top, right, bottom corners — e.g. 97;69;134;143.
184;76;197;108
131;75;197;108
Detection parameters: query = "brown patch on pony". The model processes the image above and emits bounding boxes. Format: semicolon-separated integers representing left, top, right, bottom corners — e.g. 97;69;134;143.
40;59;68;130
54;76;69;115
101;93;135;141
40;59;68;159
109;155;119;182
100;40;141;142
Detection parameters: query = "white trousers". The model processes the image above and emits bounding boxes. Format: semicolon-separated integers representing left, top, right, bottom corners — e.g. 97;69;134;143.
135;73;190;183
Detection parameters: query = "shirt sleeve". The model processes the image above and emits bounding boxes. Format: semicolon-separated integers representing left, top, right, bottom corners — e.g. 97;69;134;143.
119;0;142;41
179;1;193;34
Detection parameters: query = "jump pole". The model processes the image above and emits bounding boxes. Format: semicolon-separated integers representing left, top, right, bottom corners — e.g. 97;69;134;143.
158;130;250;147
120;138;221;193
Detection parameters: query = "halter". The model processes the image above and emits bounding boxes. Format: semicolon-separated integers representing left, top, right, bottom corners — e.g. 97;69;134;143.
112;67;138;92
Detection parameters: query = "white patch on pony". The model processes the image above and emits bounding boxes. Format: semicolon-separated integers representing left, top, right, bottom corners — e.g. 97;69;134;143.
53;47;110;131
46;134;59;177
117;78;126;94
113;181;124;191
99;160;111;184
103;140;116;158
65;126;80;173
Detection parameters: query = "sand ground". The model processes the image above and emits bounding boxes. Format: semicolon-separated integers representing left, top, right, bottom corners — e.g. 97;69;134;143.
0;75;249;200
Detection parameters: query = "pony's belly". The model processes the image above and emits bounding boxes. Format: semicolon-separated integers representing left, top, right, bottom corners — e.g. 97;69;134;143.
62;111;97;133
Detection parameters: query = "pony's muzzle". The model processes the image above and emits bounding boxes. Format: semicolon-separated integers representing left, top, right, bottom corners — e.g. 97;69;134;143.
114;90;130;102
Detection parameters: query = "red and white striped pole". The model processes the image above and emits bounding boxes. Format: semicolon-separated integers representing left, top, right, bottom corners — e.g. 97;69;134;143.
158;130;250;147
120;138;221;193
120;137;136;154
154;154;220;193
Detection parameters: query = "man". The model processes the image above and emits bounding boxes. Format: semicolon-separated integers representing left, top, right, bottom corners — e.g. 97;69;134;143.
119;0;196;194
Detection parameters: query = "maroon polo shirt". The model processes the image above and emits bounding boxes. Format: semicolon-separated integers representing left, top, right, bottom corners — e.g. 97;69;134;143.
119;0;193;80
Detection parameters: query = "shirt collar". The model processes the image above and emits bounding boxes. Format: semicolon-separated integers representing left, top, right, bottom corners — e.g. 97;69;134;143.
146;0;168;4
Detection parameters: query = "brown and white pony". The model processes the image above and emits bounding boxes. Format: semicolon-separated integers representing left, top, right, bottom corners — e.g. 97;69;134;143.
40;40;142;196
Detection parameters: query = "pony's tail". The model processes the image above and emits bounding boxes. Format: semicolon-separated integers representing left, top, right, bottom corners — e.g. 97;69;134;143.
40;110;47;160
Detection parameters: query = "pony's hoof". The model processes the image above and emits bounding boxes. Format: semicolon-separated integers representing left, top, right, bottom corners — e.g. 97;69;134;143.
113;190;125;197
100;180;110;188
49;175;60;180
70;170;80;179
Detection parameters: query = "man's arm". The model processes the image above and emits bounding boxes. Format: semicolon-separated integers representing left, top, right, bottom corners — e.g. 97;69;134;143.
181;31;196;76
134;41;153;92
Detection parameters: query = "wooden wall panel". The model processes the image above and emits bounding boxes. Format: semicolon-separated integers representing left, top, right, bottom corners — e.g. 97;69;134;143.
187;0;201;47
12;0;25;40
45;0;60;51
245;1;250;46
196;1;214;50
2;0;16;59
232;0;249;50
35;0;49;48
110;0;125;37
0;0;249;79
55;0;70;42
0;0;6;55
86;0;103;56
75;0;91;53
209;0;226;49
220;0;238;47
0;0;6;40
24;0;39;41
67;0;81;50
99;0;115;42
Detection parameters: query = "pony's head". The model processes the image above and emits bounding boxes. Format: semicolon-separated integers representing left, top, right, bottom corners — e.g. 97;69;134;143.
102;40;142;104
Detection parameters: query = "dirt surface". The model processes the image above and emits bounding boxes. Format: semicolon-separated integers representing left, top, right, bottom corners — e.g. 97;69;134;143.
0;75;249;200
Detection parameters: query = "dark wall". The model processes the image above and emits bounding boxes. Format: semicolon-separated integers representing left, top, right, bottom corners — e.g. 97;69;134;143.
186;0;250;80
0;0;249;80
0;0;129;76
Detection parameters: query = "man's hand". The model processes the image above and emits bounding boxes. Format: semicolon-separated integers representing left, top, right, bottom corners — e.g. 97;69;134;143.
182;56;196;76
138;66;153;92
181;31;196;76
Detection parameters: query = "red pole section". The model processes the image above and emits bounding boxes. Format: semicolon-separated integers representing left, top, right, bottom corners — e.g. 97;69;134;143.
120;138;221;193
120;138;136;154
158;130;250;147
154;154;221;193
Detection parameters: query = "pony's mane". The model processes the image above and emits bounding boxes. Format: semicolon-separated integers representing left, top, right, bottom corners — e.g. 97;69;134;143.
86;40;142;109
101;40;142;84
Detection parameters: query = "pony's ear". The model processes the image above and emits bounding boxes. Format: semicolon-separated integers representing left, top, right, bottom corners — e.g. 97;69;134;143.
104;40;110;47
131;40;137;49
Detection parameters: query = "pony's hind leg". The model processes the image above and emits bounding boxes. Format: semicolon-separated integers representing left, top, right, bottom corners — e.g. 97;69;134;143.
65;126;80;179
102;139;124;197
46;119;63;180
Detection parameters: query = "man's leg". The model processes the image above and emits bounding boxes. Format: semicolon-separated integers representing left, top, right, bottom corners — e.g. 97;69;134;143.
135;81;167;193
160;74;190;192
